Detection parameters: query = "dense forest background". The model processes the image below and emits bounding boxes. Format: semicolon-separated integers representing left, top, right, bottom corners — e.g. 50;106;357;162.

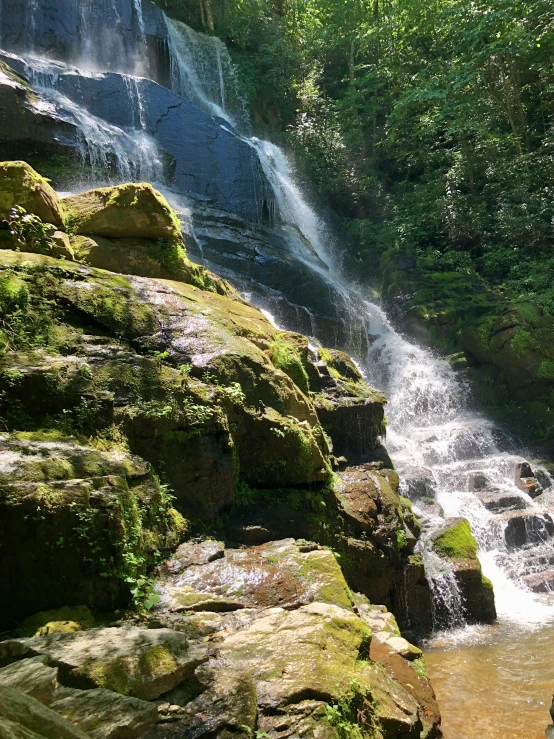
157;0;554;309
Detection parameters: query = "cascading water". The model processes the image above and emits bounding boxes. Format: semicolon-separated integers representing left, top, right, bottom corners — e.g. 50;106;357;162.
165;18;249;131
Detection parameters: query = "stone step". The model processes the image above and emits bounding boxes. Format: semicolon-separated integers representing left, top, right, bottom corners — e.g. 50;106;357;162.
492;512;554;549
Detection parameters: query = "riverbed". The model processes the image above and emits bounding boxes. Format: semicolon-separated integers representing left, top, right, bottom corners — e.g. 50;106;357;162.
425;618;554;739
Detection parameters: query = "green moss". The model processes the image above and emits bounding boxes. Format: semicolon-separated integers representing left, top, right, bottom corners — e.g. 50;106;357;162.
141;644;178;677
18;605;94;637
511;329;539;358
538;361;554;381
270;334;310;394
481;574;494;592
433;519;478;560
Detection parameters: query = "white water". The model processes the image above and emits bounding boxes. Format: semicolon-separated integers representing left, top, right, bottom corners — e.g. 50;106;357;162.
165;18;248;131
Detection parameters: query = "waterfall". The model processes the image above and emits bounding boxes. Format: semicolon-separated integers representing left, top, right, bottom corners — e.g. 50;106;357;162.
4;0;554;634
165;18;249;131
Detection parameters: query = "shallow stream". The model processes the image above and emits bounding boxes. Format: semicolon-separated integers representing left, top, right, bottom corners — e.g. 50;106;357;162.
425;619;554;738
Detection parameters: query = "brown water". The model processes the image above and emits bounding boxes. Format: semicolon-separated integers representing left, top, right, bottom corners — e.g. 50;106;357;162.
425;621;554;739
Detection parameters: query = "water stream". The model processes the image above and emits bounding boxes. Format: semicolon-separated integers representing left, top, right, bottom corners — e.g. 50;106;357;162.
2;5;554;735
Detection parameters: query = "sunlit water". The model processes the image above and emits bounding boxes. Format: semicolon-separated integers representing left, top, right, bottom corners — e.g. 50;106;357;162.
425;619;554;738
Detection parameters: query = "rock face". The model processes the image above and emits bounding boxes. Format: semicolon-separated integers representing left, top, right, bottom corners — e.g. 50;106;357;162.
0;164;445;738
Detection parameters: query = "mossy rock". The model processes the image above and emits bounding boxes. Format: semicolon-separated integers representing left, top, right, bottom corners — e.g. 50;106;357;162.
0;161;65;227
432;518;478;560
63;183;182;240
70;233;233;295
0;434;187;625
18;606;94;638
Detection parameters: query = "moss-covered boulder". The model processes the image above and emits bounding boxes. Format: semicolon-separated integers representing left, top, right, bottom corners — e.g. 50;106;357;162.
18;607;94;638
431;518;478;560
63;184;182;240
69;233;232;295
0;249;332;521
1;626;208;701
431;518;496;624
313;348;388;463
0;433;186;626
0;161;65;227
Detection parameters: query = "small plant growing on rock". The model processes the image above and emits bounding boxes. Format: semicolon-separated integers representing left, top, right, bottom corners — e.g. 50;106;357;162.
126;576;161;611
6;206;56;254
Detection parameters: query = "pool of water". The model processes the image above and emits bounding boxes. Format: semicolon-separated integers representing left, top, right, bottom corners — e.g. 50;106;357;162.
424;620;554;739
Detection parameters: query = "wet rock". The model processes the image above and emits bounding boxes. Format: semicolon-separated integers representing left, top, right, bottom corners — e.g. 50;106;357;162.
468;471;488;491
0;160;65;227
313;348;387;463
494;512;554;549
51;687;158;739
368;641;440;739
0;657;58;705
397;463;437;501
522;570;554;593
157;538;353;612
0;686;89;739
335;464;405;542
431;518;478;560
476;490;530;512
431;519;496;624
160;540;225;576
450;558;497;624
515;461;534;480
1;626;208;701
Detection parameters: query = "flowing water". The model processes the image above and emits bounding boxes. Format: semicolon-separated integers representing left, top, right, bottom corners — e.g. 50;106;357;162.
3;5;554;735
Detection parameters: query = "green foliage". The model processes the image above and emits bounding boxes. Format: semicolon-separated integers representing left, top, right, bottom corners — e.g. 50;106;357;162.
5;206;56;255
125;576;161;610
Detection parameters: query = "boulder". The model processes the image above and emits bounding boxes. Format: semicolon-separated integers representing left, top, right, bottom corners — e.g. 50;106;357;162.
397;463;436;501
216;602;370;709
0;248;332;522
51;687;158;739
0;657;58;705
312;347;387;463
1;626;208;701
18;607;95;638
431;518;478;560
0;686;89;739
431;518;496;624
157;538;353;613
63;184;181;240
144;668;256;739
493;512;554;549
68;234;231;295
0;161;65;227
